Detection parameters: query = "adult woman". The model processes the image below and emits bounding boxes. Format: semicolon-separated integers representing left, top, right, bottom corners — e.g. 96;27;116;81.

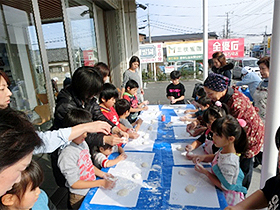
121;56;144;102
53;66;125;148
253;56;270;123
0;108;43;196
188;73;264;189
212;52;233;85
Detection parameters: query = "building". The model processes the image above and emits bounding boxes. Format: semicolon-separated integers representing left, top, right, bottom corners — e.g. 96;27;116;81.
0;0;139;121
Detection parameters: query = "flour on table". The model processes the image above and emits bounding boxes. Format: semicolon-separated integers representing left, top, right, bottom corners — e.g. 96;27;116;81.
185;185;196;193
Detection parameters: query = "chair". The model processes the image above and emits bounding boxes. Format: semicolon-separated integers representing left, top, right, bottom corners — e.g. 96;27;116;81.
37;93;48;104
33;104;51;127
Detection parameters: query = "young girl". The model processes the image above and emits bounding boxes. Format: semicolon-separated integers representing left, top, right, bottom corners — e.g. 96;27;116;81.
0;160;52;210
193;115;248;206
186;101;228;155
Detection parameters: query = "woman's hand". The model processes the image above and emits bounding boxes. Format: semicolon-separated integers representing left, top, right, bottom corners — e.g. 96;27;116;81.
85;121;111;135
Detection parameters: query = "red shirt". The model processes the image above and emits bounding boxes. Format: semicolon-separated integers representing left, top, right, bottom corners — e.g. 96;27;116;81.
100;106;120;128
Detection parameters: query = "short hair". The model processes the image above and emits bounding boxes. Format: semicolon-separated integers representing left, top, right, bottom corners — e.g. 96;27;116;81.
275;126;280;150
129;56;140;68
0;108;43;171
170;70;181;80
71;66;104;102
257;56;270;69
212;51;227;66
2;160;43;201
211;115;248;154
197;96;212;107
99;83;119;102
115;99;131;116
197;87;206;98
94;62;110;78
0;70;11;86
125;79;139;91
98;143;113;152
63;108;92;128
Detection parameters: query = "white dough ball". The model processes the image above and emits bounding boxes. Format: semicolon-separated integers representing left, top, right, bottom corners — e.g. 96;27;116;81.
185;185;196;193
143;133;149;139
176;145;185;151
178;170;187;176
117;188;129;196
141;162;149;168
142;141;149;145
132;173;141;179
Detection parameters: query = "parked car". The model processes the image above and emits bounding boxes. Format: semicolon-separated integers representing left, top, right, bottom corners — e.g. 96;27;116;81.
232;57;260;79
178;61;203;72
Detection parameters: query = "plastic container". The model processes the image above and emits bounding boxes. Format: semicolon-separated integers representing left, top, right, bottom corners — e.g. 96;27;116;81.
161;114;166;122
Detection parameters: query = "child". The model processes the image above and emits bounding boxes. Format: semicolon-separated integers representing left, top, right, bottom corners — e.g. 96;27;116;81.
166;70;185;104
0;160;52;210
123;79;148;123
187;86;206;111
193;115;248;206
180;97;211;122
58;108;115;209
99;83;139;139
93;143;127;169
224;126;280;210
186;101;228;155
115;99;143;132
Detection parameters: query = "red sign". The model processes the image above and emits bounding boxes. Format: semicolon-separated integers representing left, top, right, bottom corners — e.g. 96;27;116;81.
208;38;244;58
83;50;95;66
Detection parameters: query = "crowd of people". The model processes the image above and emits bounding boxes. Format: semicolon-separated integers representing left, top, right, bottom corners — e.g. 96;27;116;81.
0;51;276;210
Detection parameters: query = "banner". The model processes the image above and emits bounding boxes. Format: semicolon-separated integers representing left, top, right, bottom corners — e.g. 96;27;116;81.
139;43;163;63
83;50;95;66
208;38;244;58
166;42;203;61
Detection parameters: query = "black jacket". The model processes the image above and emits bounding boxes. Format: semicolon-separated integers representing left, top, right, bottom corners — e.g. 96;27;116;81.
212;63;233;85
53;85;115;147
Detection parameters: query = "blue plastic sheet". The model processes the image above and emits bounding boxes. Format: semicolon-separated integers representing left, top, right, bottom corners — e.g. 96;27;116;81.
79;105;227;210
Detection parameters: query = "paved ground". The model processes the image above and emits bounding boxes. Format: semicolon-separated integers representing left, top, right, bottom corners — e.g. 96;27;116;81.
37;79;261;208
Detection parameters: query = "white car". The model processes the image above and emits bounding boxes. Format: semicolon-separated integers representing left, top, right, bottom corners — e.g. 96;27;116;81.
232;57;260;79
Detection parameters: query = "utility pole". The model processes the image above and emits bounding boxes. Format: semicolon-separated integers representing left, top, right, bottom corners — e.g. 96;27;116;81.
225;12;229;38
263;26;267;56
147;4;156;81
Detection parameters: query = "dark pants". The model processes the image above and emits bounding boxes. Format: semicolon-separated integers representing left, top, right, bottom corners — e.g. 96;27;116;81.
240;156;253;190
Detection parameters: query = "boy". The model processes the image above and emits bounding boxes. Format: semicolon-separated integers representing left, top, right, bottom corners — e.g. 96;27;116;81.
99;83;139;139
93;143;127;169
115;99;143;132
58;108;115;209
166;70;185;104
123;79;148;123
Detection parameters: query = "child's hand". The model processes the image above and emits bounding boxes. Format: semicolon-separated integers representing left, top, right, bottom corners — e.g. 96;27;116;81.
179;116;188;121
194;162;208;174
184;109;192;114
142;106;148;111
101;179;116;189
120;153;127;159
143;100;149;105
129;132;140;139
137;118;143;125
185;144;194;152
192;156;204;164
103;173;115;180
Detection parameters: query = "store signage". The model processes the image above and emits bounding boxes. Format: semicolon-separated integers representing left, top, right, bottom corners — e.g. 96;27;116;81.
166;42;203;61
83;50;95;66
208;38;244;58
139;43;163;63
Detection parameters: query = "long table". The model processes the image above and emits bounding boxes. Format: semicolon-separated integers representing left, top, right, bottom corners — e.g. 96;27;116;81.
79;105;227;210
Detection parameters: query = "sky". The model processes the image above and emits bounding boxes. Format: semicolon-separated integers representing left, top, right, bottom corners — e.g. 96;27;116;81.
137;0;274;46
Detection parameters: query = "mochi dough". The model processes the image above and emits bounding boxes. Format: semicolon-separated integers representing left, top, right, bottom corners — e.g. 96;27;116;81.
185;185;196;193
